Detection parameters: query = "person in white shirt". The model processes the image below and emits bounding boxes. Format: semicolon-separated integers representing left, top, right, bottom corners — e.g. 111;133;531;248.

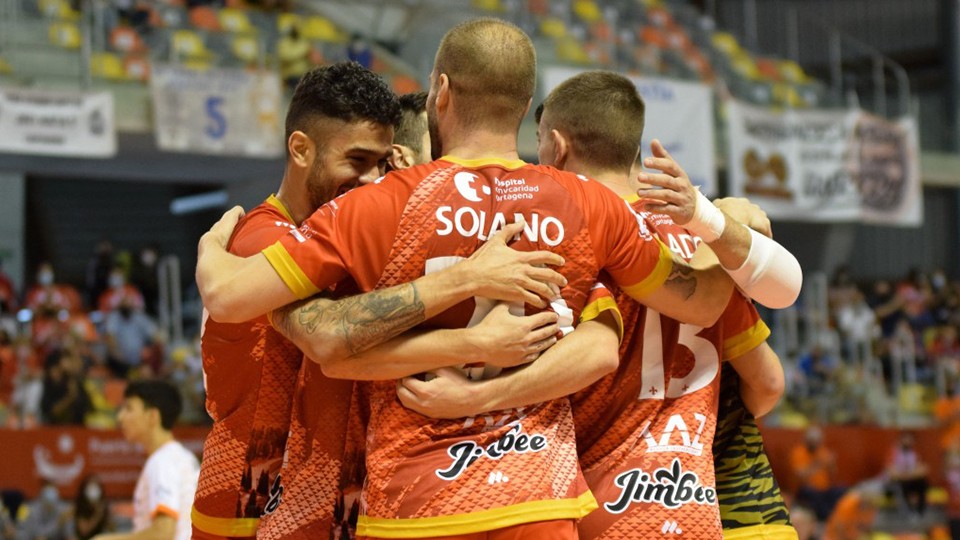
94;379;199;540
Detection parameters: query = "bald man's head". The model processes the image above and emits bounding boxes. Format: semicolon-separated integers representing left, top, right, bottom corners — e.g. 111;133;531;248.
432;18;536;132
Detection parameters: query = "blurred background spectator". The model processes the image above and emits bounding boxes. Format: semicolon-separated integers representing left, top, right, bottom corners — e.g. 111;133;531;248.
74;474;112;540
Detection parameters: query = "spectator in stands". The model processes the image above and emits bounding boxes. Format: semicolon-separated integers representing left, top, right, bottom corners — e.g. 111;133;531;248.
86;239;115;310
790;425;843;523
0;259;17;315
0;326;15;407
885;431;929;517
347;33;372;70
130;245;160;317
104;295;159;378
25;262;82;315
40;338;93;425
822;480;880;540
74;474;112;540
0;497;15;540
98;265;145;315
15;481;72;540
278;25;314;89
835;287;879;365
798;343;838;396
7;336;41;429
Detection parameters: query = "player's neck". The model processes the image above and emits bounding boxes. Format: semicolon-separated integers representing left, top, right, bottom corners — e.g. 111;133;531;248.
569;160;635;197
275;173;311;225
440;127;520;162
143;430;175;455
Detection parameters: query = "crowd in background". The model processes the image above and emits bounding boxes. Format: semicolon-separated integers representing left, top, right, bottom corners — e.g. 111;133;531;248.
0;240;207;431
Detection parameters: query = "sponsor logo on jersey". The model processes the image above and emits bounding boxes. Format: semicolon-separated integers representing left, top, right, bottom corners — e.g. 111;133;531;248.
435;424;548;481
604;458;717;514
261;474;283;516
641;413;708;456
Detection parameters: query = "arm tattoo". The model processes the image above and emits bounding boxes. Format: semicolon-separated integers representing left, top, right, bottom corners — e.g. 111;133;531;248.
275;283;426;356
664;261;697;300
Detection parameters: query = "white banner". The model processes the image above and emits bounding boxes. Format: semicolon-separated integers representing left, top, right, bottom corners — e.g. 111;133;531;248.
0;87;116;157
541;67;716;196
151;65;283;158
727;100;922;226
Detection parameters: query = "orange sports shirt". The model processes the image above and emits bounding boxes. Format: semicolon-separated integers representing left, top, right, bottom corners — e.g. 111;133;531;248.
261;156;673;538
192;196;304;538
573;201;770;540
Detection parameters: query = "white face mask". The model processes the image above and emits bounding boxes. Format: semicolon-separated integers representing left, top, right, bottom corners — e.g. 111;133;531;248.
38;270;54;286
40;486;59;504
109;274;124;289
84;484;102;502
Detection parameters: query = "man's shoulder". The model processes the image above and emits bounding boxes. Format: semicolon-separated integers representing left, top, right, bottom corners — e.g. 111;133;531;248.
230;198;297;255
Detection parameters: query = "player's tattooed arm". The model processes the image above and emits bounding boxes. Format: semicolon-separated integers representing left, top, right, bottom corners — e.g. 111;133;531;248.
272;282;426;358
663;260;697;300
629;254;733;328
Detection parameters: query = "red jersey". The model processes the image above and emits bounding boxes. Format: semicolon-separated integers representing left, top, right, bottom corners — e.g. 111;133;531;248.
192;196;304;538
261;156;673;537
573;199;770;539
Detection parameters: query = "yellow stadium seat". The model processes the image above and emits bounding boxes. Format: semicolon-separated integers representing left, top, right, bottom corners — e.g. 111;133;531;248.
171;29;210;59
276;12;300;34
573;0;602;23
539;17;567;39
301;16;345;43
555;37;590;64
90;52;128;80
0;57;11;75
231;35;259;63
711;31;741;57
731;51;761;80
777;59;812;84
38;0;80;20
182;58;213;71
471;0;503;12
48;21;81;49
219;8;254;34
772;83;805;108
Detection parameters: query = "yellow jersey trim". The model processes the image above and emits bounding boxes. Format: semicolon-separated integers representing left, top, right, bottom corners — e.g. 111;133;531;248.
723;319;771;359
621;239;673;299
190;507;259;538
622;193;642;204
440;155;527;170
579;296;624;343
265;194;295;223
262;242;321;299
356;491;598;538
723;524;799;540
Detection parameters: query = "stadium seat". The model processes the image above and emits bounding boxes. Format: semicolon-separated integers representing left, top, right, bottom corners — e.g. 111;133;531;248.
730;51;761;80
471;0;504;13
123;55;151;82
189;6;222;32
0;57;11;75
171;29;213;60
526;0;549;16
109;26;147;54
47;21;81;49
391;74;421;95
219;8;255;34
231;35;260;64
156;4;187;28
777;59;813;84
37;0;79;21
573;0;602;24
276;12;299;35
301;16;345;43
638;26;668;49
711;31;741;57
772;83;805;108
755;57;782;81
555;36;591;64
90;52;129;81
539;17;567;39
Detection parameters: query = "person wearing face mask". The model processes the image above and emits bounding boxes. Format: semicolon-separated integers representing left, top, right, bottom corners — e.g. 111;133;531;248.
24;262;82;316
104;296;159;378
789;425;842;524
16;481;72;540
75;475;112;540
97;266;145;315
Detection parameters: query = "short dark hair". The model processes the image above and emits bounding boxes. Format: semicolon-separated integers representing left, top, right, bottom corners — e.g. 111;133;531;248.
539;70;645;175
393;91;428;157
285;62;402;144
124;379;183;431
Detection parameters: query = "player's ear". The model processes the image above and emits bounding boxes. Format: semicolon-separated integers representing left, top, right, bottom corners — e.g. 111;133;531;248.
388;144;414;171
436;73;450;114
288;130;314;169
550;128;569;169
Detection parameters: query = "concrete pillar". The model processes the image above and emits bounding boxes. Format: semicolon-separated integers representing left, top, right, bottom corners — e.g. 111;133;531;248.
0;172;26;291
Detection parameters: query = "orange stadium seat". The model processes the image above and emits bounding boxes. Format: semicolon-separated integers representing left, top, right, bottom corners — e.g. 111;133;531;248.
189;6;222;32
109;25;147;54
638;26;667;49
47;21;81;49
391;74;421;95
647;6;676;28
526;0;549;16
755;57;782;81
123;55;151;81
590;20;611;42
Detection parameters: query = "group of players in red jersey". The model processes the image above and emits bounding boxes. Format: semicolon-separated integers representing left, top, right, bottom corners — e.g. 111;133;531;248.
191;17;803;540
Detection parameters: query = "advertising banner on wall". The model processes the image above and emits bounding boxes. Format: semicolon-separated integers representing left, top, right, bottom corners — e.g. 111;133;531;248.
0;87;116;157
727;100;922;226
151;65;283;158
541;67;716;196
0;427;209;499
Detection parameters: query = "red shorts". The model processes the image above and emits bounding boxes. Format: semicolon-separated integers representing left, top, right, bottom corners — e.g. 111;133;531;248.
359;519;578;540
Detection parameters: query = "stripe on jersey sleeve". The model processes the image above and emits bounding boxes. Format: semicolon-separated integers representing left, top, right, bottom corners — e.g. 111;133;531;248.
723;319;771;359
579;295;624;343
152;503;179;520
620;239;673;300
262;241;321;299
190;507;260;537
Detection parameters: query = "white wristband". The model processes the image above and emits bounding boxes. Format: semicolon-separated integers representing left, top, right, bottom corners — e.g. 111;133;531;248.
727;227;803;309
685;190;725;243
